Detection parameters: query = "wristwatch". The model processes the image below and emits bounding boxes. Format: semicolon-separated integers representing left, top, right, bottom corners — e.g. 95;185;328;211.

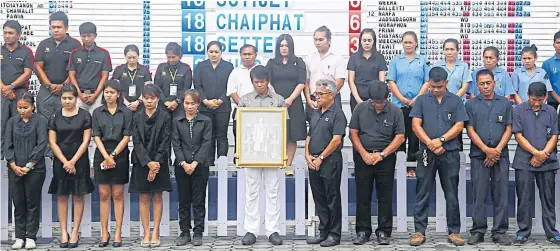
439;136;446;143
319;155;324;160
380;152;386;159
8;83;15;89
45;83;51;89
25;163;34;170
110;151;117;158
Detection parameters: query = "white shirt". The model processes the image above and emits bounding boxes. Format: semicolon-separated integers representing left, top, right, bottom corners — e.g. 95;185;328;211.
305;48;347;94
226;64;258;109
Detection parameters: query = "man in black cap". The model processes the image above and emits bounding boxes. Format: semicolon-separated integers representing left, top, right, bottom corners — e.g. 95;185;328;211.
350;80;405;245
409;66;468;246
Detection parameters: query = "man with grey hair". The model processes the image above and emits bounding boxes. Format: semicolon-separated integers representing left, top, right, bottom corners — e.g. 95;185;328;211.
305;79;347;247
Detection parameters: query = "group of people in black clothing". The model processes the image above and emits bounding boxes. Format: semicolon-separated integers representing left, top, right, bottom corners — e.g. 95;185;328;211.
4;9;560;250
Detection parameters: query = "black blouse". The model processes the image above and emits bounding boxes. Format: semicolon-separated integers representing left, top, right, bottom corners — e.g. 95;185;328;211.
4;113;48;170
131;108;172;167
193;59;234;113
92;104;133;142
171;113;212;166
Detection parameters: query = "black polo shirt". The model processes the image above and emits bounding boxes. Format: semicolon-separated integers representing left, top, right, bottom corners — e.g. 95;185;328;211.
512;102;559;171
1;42;34;89
112;63;152;102
67;43;112;91
193;59;234;113
35;35;81;84
349;101;405;151
154;62;193;102
465;93;513;159
308;105;347;155
410;91;469;151
346;50;388;98
92;104;133;142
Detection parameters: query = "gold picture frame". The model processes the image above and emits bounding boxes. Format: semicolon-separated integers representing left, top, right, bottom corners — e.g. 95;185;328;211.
235;107;287;168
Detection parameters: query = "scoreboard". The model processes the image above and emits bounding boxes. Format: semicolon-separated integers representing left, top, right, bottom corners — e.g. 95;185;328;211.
1;0;560;97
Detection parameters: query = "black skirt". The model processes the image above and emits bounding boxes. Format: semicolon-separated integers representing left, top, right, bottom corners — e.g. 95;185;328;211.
93;140;130;185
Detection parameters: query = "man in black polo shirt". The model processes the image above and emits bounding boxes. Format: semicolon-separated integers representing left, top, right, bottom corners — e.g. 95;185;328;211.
68;22;112;114
350;80;405;246
465;69;513;245
35;11;81;122
511;82;560;245
409;67;468;246
1;20;34;157
305;79;347;247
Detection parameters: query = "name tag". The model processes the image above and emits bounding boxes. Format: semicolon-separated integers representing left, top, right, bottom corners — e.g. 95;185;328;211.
170;85;177;96
128;85;136;97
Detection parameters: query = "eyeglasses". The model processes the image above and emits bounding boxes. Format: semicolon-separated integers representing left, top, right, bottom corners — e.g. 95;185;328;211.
313;92;332;98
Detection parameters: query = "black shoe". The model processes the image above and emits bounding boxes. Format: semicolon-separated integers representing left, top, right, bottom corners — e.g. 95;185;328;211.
492;234;512;246
353;232;369;245
99;232;111;247
306;233;328;244
112;241;122;248
467;232;484;245
59;233;70;248
176;234;191;246
68;236;79;248
241;232;256;246
268;232;282;245
513;235;528;245
377;231;390;245
546;235;560;245
193;233;203;246
320;236;340;247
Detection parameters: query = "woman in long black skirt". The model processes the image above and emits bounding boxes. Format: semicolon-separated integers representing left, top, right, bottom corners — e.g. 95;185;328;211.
129;84;172;247
4;93;48;250
48;84;94;248
92;80;133;247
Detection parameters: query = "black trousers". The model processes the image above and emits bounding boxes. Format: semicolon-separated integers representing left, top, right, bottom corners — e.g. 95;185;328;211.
9;170;46;240
350;95;368;113
309;151;342;240
354;152;396;237
175;165;209;235
470;157;509;235
398;107;420;167
414;150;461;234
199;111;230;165
515;169;559;238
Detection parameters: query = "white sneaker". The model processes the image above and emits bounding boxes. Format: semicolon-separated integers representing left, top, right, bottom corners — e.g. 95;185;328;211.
24;238;36;249
11;238;24;250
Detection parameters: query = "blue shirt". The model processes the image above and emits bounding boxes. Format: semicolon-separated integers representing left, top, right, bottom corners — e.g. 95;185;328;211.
512;102;559;171
468;66;514;97
410;91;469;151
542;55;560;102
511;66;552;103
434;59;472;101
386;53;430;108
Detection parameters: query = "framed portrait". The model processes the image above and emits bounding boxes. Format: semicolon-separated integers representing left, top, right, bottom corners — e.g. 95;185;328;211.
235;107;287;168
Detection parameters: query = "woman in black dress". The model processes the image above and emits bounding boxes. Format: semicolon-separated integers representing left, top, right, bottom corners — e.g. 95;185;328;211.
266;34;307;171
112;44;152;112
347;28;388;112
129;84;172;247
48;84;94;248
172;89;212;246
4;93;47;250
154;42;193;118
92;80;133;247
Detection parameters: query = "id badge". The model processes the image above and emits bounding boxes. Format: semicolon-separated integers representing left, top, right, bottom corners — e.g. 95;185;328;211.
128;85;136;97
170;85;177;96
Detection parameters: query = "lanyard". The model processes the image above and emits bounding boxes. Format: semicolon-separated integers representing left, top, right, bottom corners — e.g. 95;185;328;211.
169;68;178;84
128;68;137;85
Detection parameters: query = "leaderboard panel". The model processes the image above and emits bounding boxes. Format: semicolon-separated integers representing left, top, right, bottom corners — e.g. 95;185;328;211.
361;0;560;71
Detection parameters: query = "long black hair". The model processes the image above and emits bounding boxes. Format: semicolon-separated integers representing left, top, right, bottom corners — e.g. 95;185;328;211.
101;79;124;105
273;34;296;64
358;28;377;54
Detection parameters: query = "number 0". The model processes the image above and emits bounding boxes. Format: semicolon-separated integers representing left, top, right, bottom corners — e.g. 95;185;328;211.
349;0;361;8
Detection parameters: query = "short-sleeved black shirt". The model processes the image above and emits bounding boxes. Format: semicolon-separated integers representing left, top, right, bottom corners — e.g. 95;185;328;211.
92;105;133;142
349;101;405;151
112;63;152;102
465;94;513;158
67;43;112;91
409;91;469;151
193;59;234;113
35;35;81;84
308;105;347;154
154;62;193;102
346;50;388;98
512;102;559;171
1;42;34;89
